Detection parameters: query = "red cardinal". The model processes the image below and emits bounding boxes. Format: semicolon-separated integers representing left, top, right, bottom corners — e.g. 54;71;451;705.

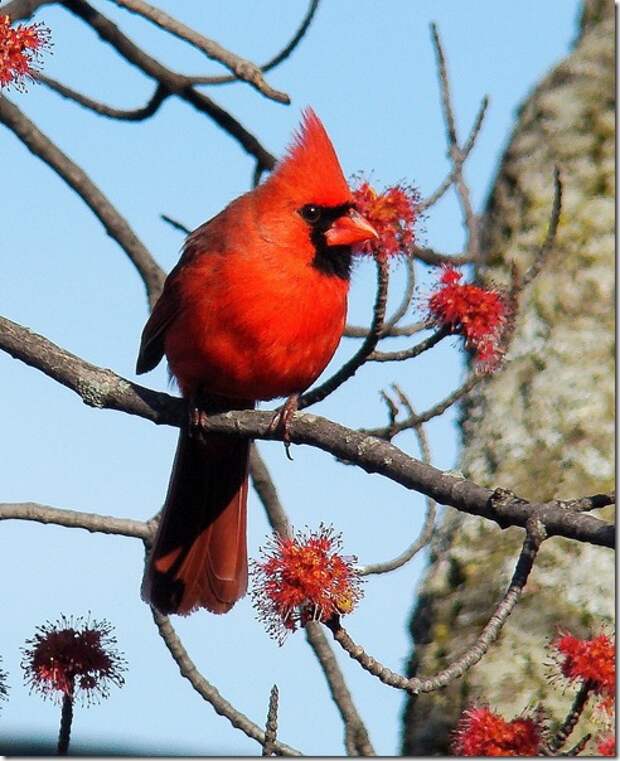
137;109;377;615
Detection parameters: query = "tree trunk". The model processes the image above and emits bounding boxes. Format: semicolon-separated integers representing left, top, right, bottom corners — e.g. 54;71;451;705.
401;0;614;754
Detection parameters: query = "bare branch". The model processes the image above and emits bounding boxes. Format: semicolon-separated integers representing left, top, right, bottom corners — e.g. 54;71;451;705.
190;0;320;85
0;314;613;548
359;391;436;575
109;0;290;104
61;0;277;171
160;214;192;235
521;167;563;287
361;371;484;440
419;95;488;213
262;685;279;757
328;520;546;693
368;327;448;363
411;246;475;267
0;94;166;308
299;259;389;409
429;23;481;256
304;622;376;756
39;74;168;121
150;609;301;756
249;445;291;538
544;681;593;755
0;501;152;540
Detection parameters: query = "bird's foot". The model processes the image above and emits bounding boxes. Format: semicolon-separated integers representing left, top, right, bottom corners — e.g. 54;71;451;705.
188;397;209;443
268;394;300;461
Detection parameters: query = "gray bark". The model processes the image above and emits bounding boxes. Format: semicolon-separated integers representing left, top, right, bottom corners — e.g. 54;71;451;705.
401;0;614;754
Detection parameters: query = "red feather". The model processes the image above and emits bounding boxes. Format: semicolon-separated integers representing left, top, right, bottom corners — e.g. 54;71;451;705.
137;110;376;615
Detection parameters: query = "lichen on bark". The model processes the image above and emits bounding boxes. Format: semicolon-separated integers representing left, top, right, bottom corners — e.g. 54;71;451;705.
401;1;614;754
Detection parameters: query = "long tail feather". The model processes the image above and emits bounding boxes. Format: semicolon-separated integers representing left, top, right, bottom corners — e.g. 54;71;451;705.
142;427;250;615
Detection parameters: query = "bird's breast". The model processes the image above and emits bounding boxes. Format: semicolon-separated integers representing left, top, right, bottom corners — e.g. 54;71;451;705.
164;249;348;400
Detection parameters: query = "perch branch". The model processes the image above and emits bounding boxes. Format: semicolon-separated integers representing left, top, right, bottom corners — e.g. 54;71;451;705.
0;314;614;549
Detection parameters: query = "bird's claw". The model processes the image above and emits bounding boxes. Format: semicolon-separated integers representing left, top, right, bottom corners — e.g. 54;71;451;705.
268;394;299;461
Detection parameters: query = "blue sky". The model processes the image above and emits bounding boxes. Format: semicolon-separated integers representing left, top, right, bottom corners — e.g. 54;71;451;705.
0;0;581;755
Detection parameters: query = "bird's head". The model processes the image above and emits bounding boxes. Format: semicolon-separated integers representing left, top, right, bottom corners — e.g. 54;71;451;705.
254;108;378;279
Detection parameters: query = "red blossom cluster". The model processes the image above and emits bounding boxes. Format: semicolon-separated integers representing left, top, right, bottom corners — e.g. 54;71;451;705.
351;180;418;261
551;630;615;701
21;614;126;704
427;265;508;370
0;14;51;91
251;525;363;642
452;706;543;757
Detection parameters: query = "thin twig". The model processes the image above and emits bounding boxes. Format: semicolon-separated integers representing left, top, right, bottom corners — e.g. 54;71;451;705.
0;502;152;540
0;314;614;548
327;520;547;693
419;95;489;213
299;258;389;409
544;681;593;755
189;0;320;85
150;609;301;756
359;390;436;575
61;0;277;172
109;0;290;103
262;685;279;757
361;371;484;439
160;214;191;235
429;23;481;256
368;326;448;363
521;167;563;287
0;94;166;308
38;75;169;121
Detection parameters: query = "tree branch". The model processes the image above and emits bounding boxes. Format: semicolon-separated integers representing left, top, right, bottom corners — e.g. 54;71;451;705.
39;75;169;121
0;314;613;549
0;501;152;539
150;608;301;756
189;0;320;85
109;0;290;104
328;520;546;693
60;0;277;172
0;94;166;308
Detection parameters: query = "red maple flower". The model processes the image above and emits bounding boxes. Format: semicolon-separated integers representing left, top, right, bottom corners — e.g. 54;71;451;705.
551;630;615;704
21;614;126;704
352;180;418;261
452;706;543;757
427;265;508;370
597;734;616;756
251;525;363;642
0;14;51;91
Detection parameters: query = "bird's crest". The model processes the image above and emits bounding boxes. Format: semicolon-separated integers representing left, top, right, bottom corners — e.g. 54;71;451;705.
268;108;351;206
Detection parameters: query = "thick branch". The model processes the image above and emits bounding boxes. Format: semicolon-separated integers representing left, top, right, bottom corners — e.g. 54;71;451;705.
109;0;289;103
0;94;165;308
0;315;614;549
1;0;53;20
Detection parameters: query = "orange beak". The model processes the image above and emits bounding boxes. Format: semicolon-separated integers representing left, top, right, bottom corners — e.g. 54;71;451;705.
325;209;379;247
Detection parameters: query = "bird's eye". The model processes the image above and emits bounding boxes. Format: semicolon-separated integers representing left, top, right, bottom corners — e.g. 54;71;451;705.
300;204;322;224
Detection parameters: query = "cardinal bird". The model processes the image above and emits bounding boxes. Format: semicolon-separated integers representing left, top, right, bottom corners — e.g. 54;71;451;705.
137;109;378;615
